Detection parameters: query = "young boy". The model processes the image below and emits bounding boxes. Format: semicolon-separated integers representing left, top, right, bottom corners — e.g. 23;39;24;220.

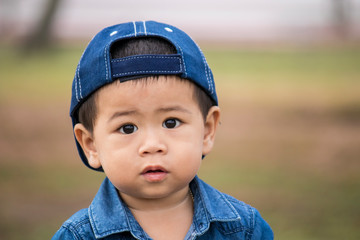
52;21;273;240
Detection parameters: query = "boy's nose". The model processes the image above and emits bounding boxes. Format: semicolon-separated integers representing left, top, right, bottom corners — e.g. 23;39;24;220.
138;131;167;156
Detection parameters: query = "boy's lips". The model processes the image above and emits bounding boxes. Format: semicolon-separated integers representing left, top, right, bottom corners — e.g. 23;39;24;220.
141;165;168;182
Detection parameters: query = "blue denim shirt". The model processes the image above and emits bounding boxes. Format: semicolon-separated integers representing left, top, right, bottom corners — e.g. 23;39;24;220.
52;176;273;239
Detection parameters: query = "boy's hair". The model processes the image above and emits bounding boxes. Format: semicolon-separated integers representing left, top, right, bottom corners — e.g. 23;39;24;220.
78;37;215;133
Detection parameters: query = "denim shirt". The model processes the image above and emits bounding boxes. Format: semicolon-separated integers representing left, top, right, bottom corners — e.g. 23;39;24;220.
52;176;273;239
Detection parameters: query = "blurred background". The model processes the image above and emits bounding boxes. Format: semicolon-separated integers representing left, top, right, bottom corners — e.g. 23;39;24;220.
1;0;360;239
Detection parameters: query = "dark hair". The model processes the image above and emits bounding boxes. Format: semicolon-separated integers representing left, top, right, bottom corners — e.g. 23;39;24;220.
78;37;215;133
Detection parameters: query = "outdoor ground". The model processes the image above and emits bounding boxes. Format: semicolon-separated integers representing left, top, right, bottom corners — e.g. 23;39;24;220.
0;45;360;239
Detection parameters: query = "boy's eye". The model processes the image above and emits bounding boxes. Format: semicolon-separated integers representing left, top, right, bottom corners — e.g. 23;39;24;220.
119;124;138;134
162;118;181;129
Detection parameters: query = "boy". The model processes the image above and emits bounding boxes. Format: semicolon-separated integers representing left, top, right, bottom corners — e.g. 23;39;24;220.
53;21;273;240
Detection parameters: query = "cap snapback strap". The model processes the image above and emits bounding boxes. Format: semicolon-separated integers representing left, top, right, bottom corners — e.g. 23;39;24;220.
111;54;183;79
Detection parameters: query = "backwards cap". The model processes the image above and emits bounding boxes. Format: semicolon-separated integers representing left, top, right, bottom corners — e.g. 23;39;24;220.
70;20;218;171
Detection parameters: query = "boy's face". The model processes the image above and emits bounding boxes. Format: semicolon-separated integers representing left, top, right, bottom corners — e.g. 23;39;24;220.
75;76;220;201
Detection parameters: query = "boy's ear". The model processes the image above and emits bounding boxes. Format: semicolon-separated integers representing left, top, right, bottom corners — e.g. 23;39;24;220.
202;106;221;156
73;123;102;169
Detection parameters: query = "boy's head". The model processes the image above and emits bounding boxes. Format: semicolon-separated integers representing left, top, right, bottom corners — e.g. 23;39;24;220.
70;21;219;171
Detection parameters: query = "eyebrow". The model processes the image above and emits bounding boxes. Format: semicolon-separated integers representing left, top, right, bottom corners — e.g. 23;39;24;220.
108;110;137;123
156;106;192;114
107;106;192;123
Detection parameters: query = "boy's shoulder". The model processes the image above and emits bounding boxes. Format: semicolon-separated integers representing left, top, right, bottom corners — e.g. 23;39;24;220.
195;177;257;215
62;208;91;228
193;177;273;239
52;208;96;239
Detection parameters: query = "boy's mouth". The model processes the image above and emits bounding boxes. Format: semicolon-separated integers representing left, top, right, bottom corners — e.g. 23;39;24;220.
141;166;168;182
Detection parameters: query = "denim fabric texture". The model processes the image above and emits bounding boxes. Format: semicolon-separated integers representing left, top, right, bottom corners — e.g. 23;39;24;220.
69;21;218;171
110;54;183;78
52;176;273;240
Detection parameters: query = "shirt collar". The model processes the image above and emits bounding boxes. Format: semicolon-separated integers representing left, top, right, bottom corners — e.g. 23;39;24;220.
88;176;241;239
88;178;149;239
190;176;241;235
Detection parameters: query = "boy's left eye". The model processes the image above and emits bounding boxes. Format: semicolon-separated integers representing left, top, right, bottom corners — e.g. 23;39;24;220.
162;118;181;129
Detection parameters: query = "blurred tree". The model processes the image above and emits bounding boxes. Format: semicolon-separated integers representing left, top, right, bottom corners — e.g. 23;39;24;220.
24;0;61;51
332;0;350;39
0;0;18;41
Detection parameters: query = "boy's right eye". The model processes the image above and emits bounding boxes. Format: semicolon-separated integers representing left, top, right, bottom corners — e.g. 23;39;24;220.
119;124;138;134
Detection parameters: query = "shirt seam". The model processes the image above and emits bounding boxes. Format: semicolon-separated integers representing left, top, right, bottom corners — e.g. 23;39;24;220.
247;206;255;240
63;218;90;240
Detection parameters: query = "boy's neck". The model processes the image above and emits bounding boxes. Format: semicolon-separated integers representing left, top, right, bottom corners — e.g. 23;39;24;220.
119;187;194;240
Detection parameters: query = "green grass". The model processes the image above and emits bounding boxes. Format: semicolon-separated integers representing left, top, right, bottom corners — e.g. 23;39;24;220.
0;46;82;101
1;44;360;240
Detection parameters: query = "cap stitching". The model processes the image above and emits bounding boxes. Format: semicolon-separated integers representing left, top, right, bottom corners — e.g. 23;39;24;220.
76;50;86;101
111;55;180;62
104;43;110;81
205;64;212;94
75;31;100;102
78;64;83;100
143;21;147;35
113;70;181;77
208;64;214;94
74;65;79;102
132;21;137;37
190;38;214;95
178;55;183;72
113;33;137;39
177;45;187;78
198;47;213;94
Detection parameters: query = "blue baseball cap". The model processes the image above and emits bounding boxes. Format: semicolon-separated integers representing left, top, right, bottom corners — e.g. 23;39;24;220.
70;20;218;171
